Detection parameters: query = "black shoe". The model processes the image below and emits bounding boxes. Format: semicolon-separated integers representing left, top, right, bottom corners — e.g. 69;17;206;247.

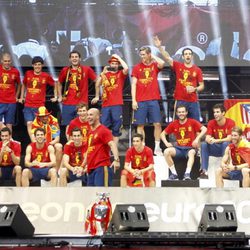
199;171;208;179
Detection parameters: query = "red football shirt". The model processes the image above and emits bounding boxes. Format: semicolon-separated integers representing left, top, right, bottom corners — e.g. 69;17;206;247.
23;70;54;107
29;142;51;168
229;143;246;165
0;140;21;166
64;141;86;167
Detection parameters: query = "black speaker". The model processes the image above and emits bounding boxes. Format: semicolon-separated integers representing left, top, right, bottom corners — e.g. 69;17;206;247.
198;204;238;232
108;204;149;232
0;204;35;237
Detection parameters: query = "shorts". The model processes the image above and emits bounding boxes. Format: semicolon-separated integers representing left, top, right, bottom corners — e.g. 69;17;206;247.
69;170;87;183
61;104;77;126
121;169;156;187
101;105;123;137
87;166;113;187
30;167;51;182
23;107;38;122
0;103;16;124
228;170;243;181
176;100;200;122
133;100;161;125
0;166;14;180
175;146;195;158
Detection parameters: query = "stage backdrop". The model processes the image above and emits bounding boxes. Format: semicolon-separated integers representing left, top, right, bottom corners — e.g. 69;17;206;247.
0;187;250;235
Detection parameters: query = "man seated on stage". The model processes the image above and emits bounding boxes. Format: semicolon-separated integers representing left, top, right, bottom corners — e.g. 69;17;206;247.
160;105;207;180
66;103;90;143
0;127;22;186
22;128;57;187
215;126;250;188
120;133;156;187
200;103;235;178
59;128;87;187
31;106;62;170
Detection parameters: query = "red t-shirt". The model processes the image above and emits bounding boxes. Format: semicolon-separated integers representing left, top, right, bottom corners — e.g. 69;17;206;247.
131;61;161;102
101;70;126;107
86;124;113;171
0;140;21;166
172;61;203;102
0;65;21;103
67;117;90;144
23;70;54;107
64;141;86;167
207;118;235;139
125;146;154;170
164;118;202;147
29;142;51;168
229;143;246;165
58;65;96;105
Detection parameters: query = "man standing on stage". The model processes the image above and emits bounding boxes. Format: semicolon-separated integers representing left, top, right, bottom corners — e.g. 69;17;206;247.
22;127;57;187
154;36;204;121
0;127;22;186
131;46;165;155
57;50;96;126
120;133;156;187
0;53;21;131
85;108;120;186
160;105;207;180
19;56;57;139
200;103;235;178
215;126;250;188
91;54;128;145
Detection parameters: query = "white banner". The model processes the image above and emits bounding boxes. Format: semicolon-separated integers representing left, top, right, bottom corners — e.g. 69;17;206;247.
0;187;250;235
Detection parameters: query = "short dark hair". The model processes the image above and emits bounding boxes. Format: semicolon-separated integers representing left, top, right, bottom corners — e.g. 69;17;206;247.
182;47;193;56
32;56;44;65
69;50;81;58
213;103;226;113
176;105;187;112
34;127;45;136
232;126;243;136
139;46;151;54
0;127;11;135
132;133;144;141
76;103;88;111
71;127;82;136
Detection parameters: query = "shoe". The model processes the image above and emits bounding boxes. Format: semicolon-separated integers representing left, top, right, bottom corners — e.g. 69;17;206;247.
154;148;163;156
183;173;191;180
168;174;179;180
199;172;208;179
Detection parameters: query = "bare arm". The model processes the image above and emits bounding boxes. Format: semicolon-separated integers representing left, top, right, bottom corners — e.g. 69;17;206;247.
192;125;207;148
151;54;165;69
91;76;102;104
160;130;173;148
131;76;138;110
18;84;25;103
24;145;34;168
112;54;129;74
108;140;120;172
57;81;62;102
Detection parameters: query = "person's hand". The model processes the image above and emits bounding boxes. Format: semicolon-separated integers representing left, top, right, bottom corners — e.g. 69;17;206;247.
91;97;99;104
57;96;62;103
153;36;162;48
17;98;24;103
50;97;58;103
111;160;120;173
132;100;138;110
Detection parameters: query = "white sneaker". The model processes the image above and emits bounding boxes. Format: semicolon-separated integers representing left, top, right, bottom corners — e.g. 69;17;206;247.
154;148;163;156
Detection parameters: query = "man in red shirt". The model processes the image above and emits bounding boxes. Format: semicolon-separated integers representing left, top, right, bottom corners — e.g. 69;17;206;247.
154;36;204;121
57;50;96;126
66;103;90;143
215;126;250;188
131;46;165;156
22;127;57;187
86;108;120;186
0;53;21;131
160;105;207;180
19;56;57;139
200;103;235;178
120;133;156;187
0;127;22;186
91;54;128;144
59;127;87;186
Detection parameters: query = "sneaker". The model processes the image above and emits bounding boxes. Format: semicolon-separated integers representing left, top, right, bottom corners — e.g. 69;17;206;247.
154;148;163;156
183;173;191;180
199;171;208;179
168;174;179;180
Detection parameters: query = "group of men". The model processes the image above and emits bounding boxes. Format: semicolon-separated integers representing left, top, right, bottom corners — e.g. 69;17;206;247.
0;34;250;187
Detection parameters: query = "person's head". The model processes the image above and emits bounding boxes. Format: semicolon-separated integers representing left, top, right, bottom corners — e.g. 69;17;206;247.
34;127;46;143
108;56;120;71
176;105;188;121
76;103;88;121
182;47;193;65
71;127;83;146
213;103;226;121
132;133;144;149
1;52;12;70
231;126;243;145
69;50;81;67
36;106;50;124
32;56;44;75
87;108;100;127
139;46;151;64
0;127;11;142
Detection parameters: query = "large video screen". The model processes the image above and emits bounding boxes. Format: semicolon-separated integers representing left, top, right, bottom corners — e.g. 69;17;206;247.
0;0;249;67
